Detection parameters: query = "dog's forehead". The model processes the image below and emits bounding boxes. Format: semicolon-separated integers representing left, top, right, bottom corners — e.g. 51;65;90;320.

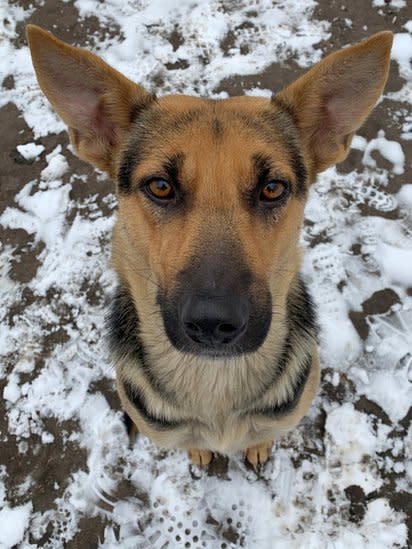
156;94;271;115
136;94;289;142
119;94;303;194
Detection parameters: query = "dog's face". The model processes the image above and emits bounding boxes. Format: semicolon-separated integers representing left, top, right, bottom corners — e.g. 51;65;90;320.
117;95;307;357
27;26;392;359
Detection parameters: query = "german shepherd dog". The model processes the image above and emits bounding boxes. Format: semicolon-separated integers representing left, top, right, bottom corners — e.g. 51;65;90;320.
27;26;392;467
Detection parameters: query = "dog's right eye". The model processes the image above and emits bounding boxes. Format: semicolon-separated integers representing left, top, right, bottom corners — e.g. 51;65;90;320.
145;179;175;202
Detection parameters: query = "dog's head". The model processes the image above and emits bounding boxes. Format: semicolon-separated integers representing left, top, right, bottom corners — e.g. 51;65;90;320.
27;26;392;359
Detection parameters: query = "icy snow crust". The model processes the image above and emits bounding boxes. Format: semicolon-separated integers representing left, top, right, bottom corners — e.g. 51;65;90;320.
0;1;411;548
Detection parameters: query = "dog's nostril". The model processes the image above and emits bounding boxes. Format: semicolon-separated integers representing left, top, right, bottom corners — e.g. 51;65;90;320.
181;296;249;347
184;321;201;335
216;323;237;334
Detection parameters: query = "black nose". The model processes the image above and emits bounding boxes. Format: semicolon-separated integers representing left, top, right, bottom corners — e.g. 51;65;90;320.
181;295;249;348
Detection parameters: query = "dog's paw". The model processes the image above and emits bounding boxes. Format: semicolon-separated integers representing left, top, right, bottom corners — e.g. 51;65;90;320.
188;448;213;467
245;441;273;469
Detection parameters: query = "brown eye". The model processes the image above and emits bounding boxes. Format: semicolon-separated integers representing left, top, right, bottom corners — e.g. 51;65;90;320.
259;180;289;203
146;179;175;201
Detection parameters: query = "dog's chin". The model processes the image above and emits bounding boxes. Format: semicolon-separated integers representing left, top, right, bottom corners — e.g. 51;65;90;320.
179;343;247;361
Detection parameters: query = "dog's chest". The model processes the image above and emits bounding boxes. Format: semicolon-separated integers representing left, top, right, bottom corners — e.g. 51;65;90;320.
150;358;274;453
155;354;263;417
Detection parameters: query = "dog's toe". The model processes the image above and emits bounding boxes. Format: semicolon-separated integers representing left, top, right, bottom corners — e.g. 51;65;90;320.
245;441;273;469
188;448;213;467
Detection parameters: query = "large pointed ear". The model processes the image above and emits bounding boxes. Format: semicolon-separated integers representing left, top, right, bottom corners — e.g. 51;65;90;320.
26;25;155;177
275;32;393;176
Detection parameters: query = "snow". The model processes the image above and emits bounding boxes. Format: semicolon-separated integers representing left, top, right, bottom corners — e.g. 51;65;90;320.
392;32;412;69
40;146;69;183
373;0;406;7
378;244;412;287
0;502;32;548
0;0;411;548
362;130;405;175
397;184;412;208
16;142;44;161
326;403;378;463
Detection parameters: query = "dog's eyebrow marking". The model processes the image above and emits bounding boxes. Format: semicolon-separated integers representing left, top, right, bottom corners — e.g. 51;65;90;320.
118;153;136;194
118;107;202;194
232;108;307;198
253;153;273;185
263;105;308;198
122;379;184;430
163;152;185;184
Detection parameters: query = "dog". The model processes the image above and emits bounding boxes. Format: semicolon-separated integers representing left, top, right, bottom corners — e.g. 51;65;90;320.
27;25;392;467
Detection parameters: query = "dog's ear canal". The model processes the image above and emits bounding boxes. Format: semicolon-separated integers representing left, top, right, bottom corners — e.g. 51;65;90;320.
275;31;393;176
26;25;155;177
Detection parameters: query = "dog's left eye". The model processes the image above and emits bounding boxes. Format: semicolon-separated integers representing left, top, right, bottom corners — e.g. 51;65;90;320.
145;179;175;201
259;180;289;203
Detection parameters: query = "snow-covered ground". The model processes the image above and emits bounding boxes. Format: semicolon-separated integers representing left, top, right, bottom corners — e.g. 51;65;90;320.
0;1;411;547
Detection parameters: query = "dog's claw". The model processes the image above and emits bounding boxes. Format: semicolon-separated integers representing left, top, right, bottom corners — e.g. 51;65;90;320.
245;441;273;468
188;448;213;467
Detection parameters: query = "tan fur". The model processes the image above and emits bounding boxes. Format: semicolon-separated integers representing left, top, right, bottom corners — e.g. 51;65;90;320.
27;25;392;466
245;441;274;469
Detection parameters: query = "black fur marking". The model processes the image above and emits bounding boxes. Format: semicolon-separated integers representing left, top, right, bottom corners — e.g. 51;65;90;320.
295;278;317;336
128;94;157;124
123;411;134;435
246;154;292;216
107;286;177;403
254;154;272;186
118;152;137;194
282;138;307;199
271;95;298;129
252;353;313;418
122;379;183;430
243;276;317;407
164;152;185;184
260;107;307;198
211;117;224;139
232;108;307;198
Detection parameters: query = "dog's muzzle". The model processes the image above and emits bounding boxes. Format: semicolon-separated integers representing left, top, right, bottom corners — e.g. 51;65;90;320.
157;242;272;357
